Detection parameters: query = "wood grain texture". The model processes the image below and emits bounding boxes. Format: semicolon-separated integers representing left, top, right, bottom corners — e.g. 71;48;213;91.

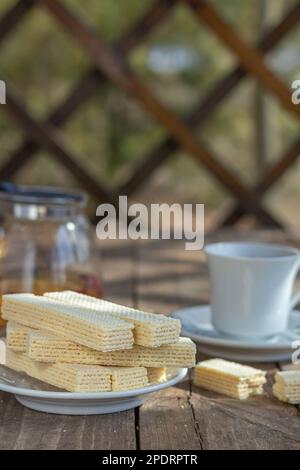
190;388;300;450
0;232;300;449
138;374;203;450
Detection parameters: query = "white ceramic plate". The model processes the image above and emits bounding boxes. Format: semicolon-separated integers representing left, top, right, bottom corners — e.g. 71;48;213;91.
0;365;187;415
172;305;300;362
191;344;295;362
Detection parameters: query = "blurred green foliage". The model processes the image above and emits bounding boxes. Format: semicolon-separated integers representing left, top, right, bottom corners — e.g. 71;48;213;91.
0;0;299;224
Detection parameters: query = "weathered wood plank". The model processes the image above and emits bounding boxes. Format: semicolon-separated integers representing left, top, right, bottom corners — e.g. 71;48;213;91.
190;385;300;450
0;393;25;450
55;412;136;450
0;398;137;450
101;239;138;306
136;240;204;449
138;373;203;450
134;239;207;315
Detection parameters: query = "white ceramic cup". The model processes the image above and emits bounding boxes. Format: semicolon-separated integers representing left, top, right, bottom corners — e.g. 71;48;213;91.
205;242;300;339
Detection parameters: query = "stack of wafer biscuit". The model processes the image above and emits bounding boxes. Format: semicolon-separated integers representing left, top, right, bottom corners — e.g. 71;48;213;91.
44;290;181;347
194;359;266;399
3;294;135;352
2;291;196;393
272;371;300;404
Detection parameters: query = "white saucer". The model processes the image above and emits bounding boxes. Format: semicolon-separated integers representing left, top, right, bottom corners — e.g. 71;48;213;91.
172;305;300;362
0;366;187;415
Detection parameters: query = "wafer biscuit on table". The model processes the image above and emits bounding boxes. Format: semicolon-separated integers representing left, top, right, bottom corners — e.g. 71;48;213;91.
273;371;300;404
6;349;149;392
44;291;181;348
26;329;195;367
194;359;266;400
6;322;33;352
147;367;166;384
2;294;134;352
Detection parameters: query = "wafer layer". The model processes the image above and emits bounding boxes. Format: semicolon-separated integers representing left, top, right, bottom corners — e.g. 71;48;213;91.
6;348;112;392
147;367;167;384
6;349;149;392
2;294;134;352
273;371;300;404
111;367;148;391
26;329;195;367
44;291;181;347
6;322;33;352
194;359;266;400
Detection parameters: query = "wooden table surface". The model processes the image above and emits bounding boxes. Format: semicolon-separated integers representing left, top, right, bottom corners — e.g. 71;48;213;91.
1;230;300;450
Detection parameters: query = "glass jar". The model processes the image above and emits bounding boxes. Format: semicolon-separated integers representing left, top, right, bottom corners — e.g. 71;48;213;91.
0;183;103;325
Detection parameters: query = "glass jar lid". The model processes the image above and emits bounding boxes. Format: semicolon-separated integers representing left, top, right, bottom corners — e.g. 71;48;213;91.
0;182;87;220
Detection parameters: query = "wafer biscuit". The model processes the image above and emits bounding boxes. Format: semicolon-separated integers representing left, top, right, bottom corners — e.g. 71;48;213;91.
273;371;300;404
6;348;112;392
194;359;266;400
111;367;148;391
6;322;33;351
26;329;195;367
2;294;134;352
147;367;167;384
44;291;181;347
6;349;149;392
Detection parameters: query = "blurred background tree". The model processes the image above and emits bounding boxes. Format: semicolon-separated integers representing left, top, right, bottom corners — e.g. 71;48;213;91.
0;0;299;227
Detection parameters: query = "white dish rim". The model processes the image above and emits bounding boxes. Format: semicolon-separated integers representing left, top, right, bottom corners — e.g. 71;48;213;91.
0;367;187;399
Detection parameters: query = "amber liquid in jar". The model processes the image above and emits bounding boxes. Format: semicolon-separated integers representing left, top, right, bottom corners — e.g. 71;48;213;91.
0;184;103;327
0;272;103;326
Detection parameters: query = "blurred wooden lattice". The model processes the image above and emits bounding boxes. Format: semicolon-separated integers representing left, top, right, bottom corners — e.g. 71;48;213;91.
0;0;300;227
